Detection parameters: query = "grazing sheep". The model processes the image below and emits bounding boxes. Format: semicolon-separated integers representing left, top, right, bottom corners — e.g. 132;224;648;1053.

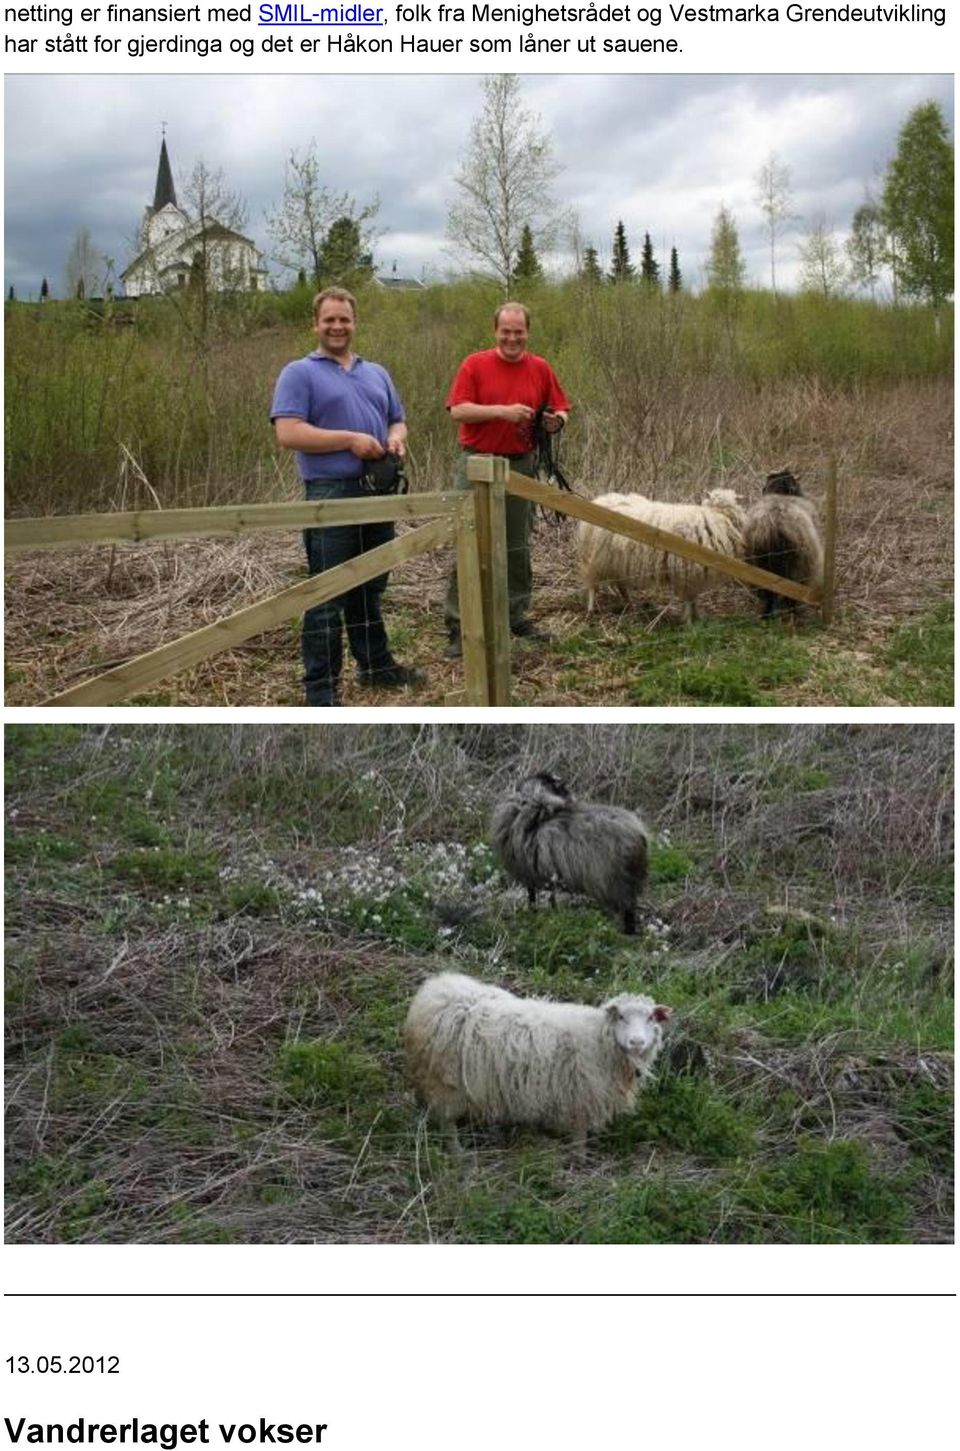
491;772;648;934
404;971;671;1151
577;487;746;623
743;470;824;617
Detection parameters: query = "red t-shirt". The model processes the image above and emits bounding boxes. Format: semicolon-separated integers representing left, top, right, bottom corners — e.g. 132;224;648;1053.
445;349;572;456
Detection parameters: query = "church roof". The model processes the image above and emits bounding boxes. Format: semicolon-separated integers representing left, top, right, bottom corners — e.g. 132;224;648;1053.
121;220;264;280
153;139;177;212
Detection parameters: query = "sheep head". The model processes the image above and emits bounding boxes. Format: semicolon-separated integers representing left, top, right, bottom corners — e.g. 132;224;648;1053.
518;772;574;807
604;994;671;1070
702;487;744;520
764;469;802;497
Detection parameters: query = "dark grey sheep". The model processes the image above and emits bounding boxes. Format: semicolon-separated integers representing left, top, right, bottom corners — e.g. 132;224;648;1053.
743;470;824;617
490;772;649;934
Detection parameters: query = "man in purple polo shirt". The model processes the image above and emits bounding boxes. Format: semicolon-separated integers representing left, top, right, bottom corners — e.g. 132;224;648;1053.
271;286;425;706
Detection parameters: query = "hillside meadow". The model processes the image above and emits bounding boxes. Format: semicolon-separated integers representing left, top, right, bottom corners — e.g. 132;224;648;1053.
5;723;953;1244
4;282;953;705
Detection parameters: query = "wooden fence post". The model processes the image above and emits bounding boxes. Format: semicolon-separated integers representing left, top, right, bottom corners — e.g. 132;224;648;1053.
821;455;838;625
454;495;490;705
466;454;512;705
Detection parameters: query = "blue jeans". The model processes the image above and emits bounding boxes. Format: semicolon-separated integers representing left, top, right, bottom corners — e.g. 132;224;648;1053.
301;477;395;704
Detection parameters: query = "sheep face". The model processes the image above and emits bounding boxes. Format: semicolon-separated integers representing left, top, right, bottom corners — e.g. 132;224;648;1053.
605;995;671;1070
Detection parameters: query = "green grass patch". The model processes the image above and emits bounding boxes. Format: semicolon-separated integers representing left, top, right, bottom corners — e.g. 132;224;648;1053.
609;620;813;706
892;1084;954;1174
611;1075;755;1160
883;601;953;705
222;881;284;917
466;906;638;988
340;889;436;951
649;842;696;882
5;829;85;864
735;1138;911;1244
280;1040;386;1108
108;846;220;891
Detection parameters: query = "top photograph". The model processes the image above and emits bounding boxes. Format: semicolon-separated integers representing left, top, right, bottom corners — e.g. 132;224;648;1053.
3;72;953;708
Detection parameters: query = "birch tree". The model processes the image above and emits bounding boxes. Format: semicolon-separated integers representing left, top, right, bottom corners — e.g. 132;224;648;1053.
446;74;564;290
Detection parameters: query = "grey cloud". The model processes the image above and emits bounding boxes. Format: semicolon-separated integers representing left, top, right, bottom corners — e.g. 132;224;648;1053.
4;73;952;297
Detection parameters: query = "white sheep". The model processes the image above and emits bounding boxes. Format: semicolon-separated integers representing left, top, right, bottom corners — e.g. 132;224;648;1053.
577;487;746;623
742;470;824;617
404;971;670;1153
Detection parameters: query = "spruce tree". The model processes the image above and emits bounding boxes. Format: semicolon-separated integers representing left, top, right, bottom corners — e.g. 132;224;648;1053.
706;205;746;293
668;246;682;292
513;223;542;284
317;216;374;285
640;231;660;288
40;277;49;301
7;285;14;302
581;244;602;283
609;220;634;282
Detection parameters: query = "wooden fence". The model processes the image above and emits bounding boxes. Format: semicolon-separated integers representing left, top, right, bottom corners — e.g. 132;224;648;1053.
5;458;836;708
5;492;502;707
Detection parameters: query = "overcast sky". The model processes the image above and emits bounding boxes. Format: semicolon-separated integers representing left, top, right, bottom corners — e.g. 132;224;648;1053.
3;73;952;299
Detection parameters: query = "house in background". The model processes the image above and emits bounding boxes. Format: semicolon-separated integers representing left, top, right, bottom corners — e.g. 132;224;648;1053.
122;138;267;298
373;263;426;292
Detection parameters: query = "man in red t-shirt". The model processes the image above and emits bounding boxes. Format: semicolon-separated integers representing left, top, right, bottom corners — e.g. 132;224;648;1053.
443;301;571;656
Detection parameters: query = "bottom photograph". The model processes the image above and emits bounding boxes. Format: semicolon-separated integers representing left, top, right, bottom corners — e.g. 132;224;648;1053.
4;723;954;1245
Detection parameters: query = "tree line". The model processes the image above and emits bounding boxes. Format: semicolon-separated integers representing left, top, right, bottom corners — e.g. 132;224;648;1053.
448;77;952;316
13;79;952;316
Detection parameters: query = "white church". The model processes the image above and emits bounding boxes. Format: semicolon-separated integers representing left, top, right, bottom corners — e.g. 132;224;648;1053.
122;138;267;298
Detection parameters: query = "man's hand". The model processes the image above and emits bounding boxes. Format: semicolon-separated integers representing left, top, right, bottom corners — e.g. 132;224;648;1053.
499;403;536;425
542;410;567;434
350;433;387;460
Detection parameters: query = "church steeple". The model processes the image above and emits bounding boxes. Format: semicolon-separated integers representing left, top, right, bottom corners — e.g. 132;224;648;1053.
153;137;177;212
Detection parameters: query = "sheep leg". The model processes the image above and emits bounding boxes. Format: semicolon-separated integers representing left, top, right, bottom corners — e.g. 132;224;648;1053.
527;885;537;910
568;1126;588;1164
438;1114;462;1157
623;907;636;936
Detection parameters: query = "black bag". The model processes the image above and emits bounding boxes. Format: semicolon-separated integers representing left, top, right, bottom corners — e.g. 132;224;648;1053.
360;451;407;495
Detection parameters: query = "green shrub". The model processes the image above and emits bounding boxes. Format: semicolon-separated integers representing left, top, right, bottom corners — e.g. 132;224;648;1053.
279;1040;385;1108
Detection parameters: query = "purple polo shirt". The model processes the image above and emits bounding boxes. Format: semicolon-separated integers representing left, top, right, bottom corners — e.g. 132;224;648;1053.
270;351;405;481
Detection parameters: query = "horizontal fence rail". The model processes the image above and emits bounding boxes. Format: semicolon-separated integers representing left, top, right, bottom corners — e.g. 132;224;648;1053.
4;494;463;553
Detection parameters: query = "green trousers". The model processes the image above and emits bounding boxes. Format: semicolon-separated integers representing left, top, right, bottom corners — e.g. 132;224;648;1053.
444;451;536;631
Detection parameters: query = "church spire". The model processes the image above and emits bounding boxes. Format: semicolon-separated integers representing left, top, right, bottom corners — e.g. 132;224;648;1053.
153;136;177;212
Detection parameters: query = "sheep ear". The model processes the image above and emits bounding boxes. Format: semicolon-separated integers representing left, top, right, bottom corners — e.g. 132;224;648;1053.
605;1001;621;1021
652;1005;671;1023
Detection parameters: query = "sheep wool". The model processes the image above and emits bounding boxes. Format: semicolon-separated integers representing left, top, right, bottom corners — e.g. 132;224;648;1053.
577;487;746;622
742;470;824;616
404;972;670;1146
490;772;648;934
